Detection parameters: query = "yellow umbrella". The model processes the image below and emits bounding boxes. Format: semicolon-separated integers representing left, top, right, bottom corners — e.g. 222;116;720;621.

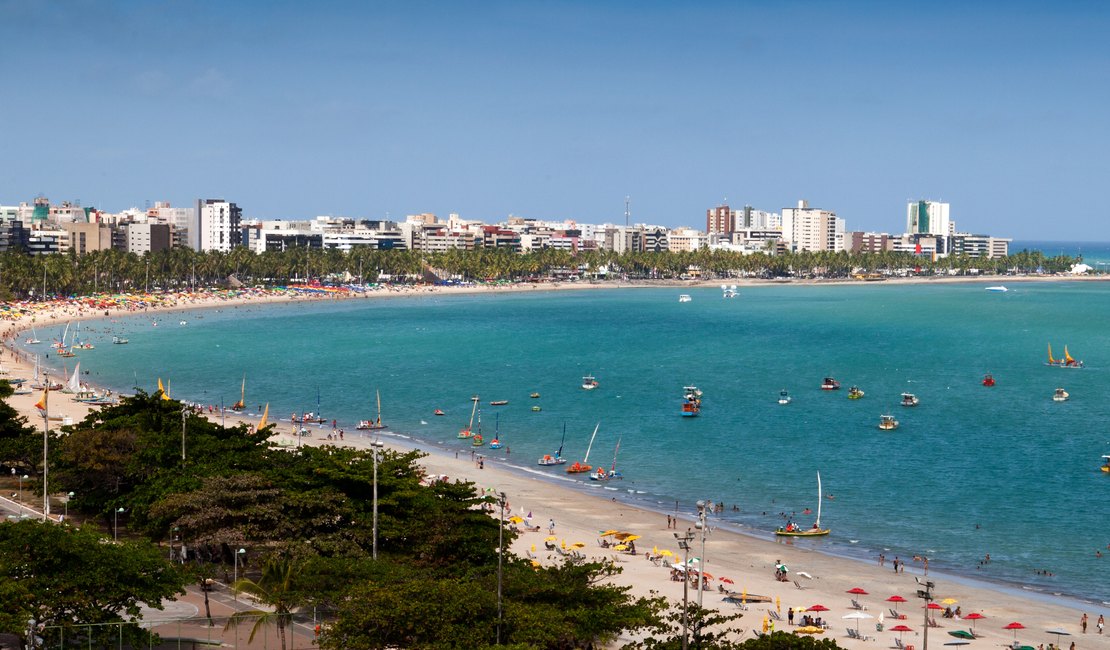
509;516;524;524
571;542;586;548
613;531;637;540
652;545;659;555
762;615;769;633
613;544;628;551
544;535;557;541
599;529;621;536
941;598;958;605
622;534;642;542
561;539;567;549
742;589;747;603
659;549;673;557
530;544;536;553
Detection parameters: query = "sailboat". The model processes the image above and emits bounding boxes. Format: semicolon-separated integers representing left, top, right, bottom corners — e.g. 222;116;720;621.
357;390;386;430
457;396;479;438
774;471;830;537
471;409;484;446
63;362;81;394
590;436;622;481
53;322;69;349
538;423;569;466
232;375;245;411
489;413;503;449
25;325;41;345
566;422;600;474
57;324;77;357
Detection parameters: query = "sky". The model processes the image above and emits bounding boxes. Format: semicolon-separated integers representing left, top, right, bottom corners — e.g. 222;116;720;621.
1;0;1108;240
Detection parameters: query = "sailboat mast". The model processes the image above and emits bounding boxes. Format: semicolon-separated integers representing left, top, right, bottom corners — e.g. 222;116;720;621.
376;389;382;425
611;436;622;472
557;422;566;457
816;471;823;528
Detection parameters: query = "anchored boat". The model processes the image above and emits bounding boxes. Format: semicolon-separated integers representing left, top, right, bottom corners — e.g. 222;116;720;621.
775;472;830;537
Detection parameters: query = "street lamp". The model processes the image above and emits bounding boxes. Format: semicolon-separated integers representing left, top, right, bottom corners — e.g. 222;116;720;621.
64;491;74;521
233;548;246;600
113;507;125;541
181;407;187;462
694;500;712;607
675;529;696;650
371;440;384;560
13;471;28;518
917;577;935;650
496;490;507;645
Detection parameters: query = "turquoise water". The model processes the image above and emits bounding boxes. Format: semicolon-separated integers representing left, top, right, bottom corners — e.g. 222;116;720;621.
30;283;1110;605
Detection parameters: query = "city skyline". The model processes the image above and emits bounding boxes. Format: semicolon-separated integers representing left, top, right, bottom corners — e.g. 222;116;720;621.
2;1;1108;240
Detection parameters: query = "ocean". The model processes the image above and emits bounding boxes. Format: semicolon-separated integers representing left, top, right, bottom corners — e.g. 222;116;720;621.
29;281;1110;606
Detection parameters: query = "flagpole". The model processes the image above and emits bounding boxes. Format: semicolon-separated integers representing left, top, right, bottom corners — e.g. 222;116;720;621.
42;373;50;522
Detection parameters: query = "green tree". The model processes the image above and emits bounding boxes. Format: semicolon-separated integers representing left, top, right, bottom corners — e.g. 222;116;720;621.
0;380;39;472
630;602;746;649
0;520;187;646
227;556;307;650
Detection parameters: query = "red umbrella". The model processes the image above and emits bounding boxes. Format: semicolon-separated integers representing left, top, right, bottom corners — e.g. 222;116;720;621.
964;612;985;633
887;595;908;603
1004;622;1025;641
808;605;830;612
847;587;870;595
890;624;914;641
720;577;735;584
927;603;945;610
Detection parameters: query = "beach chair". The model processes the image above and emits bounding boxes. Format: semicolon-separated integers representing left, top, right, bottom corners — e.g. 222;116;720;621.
847;628;860;639
851;598;867;610
545;541;557;551
894;637;905;649
889;608;901;619
769;610;782;621
927;617;941;628
794;579;807;590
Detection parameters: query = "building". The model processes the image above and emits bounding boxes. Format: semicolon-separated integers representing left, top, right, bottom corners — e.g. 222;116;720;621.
847;232;892;254
706;205;733;236
780;200;845;252
907;201;951;237
127;222;172;254
950;234;1010;259
666;227;709;252
60;222;113;255
193;199;243;252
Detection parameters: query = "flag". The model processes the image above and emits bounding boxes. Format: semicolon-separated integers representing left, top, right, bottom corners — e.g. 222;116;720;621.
34;387;48;413
258;403;269;429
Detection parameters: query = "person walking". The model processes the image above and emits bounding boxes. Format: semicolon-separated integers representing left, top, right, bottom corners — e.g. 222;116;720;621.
1081;613;1088;633
548;518;555;535
1097;614;1104;634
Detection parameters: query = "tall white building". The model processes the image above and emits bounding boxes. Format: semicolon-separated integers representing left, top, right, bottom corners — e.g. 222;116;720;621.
780;200;844;252
906;200;951;237
193;199;242;252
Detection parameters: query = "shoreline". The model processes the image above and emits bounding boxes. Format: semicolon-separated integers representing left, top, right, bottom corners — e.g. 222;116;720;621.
3;280;1110;648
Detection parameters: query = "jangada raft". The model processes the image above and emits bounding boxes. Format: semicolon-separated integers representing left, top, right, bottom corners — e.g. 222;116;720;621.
775;472;830;537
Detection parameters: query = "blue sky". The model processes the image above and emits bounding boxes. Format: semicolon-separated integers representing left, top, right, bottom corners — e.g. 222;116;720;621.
1;0;1108;240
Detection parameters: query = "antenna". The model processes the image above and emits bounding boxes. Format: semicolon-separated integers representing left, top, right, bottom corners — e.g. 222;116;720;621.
624;196;630;228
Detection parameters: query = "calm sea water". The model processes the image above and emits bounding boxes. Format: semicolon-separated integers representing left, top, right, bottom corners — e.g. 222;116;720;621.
31;282;1110;605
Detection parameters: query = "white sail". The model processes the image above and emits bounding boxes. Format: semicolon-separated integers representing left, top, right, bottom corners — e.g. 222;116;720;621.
816;471;823;528
583;422;600;464
67;362;81;392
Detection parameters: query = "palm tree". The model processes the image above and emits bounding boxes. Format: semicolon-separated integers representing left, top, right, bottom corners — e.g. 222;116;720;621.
225;557;304;650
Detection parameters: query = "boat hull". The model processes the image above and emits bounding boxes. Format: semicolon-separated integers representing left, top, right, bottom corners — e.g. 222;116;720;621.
775;529;830;537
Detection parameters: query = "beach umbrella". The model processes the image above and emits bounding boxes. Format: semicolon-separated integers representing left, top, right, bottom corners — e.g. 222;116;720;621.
941;598;958;605
720;577;734;584
808;604;830;612
796;626;824;635
842;611;875;631
948;630;976;640
963;612;985;633
944;641;972;647
659;549;673;557
622;534;642;542
1046;628;1071;646
544;535;557;541
927;602;945;610
888;595;908;603
508;516;523;524
1003;622;1025;642
571;542;585;548
890;624;914;642
599;529;620;536
847;587;870;595
613;544;628;551
797;571;814;579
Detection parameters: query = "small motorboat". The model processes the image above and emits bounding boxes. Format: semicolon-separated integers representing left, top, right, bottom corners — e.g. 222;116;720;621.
530;392;541;398
778;389;792;405
489;400;508;406
531;405;541;412
434;409;445;416
878;414;899;431
721;284;738;299
1052;388;1069;402
1101;455;1110;473
985;286;1008;292
982;373;996;387
112;336;129;344
847;386;865;399
900;393;919;407
681;385;702;417
582;375;599;390
821;377;841;390
678;294;692;303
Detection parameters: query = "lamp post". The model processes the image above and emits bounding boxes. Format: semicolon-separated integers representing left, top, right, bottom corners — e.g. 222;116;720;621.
170;526;179;562
675;529;696;650
917;577;935;650
13;470;27;518
64;491;74;521
371;440;384;560
113;507;125;541
695;499;711;607
233;548;246;600
497;491;506;645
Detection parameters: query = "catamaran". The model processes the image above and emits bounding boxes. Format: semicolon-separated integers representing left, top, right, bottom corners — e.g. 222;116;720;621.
775;471;830;537
538;423;568;466
590;436;622;481
457;397;479;438
232;375;246;411
488;412;504;449
1046;343;1084;368
566;422;600;474
25;325;41;345
357;390;386;430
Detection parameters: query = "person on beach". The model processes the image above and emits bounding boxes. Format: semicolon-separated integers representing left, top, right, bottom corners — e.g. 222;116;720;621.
1081;613;1087;633
548;519;555;534
1097;614;1104;634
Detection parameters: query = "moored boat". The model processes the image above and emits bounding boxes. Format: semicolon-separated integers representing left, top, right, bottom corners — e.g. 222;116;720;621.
982;373;995;387
530;392;540;398
590;436;623;481
985;285;1008;292
681;385;702;417
489;400;508;406
1101;455;1110;473
581;374;598;390
472;434;484;447
231;375;246;411
847;386;865;399
878;414;899;430
356;390;386;430
434;409;445;416
458;401;480;439
678;294;692;303
775;471;830;537
531;405;541;412
112;336;129;344
1046;343;1084;368
778;389;792;405
821;377;841;390
900;392;919;407
721;284;738;298
488;413;504;449
1052;388;1069;402
539;424;569;466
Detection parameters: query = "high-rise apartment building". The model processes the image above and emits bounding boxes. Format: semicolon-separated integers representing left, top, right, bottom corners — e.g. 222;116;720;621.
706;205;732;235
906;201;951;237
193;199;242;252
780;200;845;252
